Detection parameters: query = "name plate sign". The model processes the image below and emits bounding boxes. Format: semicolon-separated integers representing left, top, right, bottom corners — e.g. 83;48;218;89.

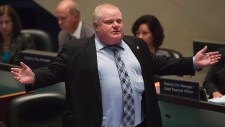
160;76;199;100
21;50;57;69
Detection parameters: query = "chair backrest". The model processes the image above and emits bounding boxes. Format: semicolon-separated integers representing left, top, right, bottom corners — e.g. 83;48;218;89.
21;29;56;52
8;92;65;127
161;48;183;58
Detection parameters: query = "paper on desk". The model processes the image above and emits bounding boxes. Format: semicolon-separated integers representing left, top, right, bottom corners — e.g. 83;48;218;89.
208;95;225;104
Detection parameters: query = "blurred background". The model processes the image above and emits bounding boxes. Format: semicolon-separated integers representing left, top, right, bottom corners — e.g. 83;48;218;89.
1;0;225;56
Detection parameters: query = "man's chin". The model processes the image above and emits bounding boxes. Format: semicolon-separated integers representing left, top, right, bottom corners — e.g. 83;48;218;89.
60;27;67;31
112;34;123;38
111;36;123;43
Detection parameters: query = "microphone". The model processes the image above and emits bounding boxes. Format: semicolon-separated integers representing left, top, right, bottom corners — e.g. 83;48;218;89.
165;113;181;127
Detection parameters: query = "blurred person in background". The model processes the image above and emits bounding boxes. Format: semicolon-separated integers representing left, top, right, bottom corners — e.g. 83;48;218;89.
132;15;171;57
56;0;94;51
203;47;225;98
0;5;36;65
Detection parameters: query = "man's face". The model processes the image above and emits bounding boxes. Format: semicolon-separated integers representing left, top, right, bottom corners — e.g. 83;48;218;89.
94;7;124;45
56;8;78;34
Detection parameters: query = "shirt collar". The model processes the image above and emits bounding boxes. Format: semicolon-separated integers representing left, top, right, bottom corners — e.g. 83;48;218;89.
95;35;124;51
71;21;82;39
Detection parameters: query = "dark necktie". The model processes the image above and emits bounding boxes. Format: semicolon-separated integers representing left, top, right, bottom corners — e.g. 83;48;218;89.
69;35;76;40
108;46;135;127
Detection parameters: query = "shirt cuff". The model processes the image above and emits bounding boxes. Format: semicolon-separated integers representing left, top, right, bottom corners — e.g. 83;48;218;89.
27;73;35;86
193;57;202;71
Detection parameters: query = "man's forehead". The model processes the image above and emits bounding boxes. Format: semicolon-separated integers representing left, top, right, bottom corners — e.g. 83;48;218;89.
56;6;70;15
56;13;68;18
56;10;72;18
102;17;122;21
100;10;122;19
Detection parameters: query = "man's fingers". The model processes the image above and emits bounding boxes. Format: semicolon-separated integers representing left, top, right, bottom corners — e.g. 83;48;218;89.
200;46;207;53
14;76;19;80
209;51;220;55
18;80;23;84
20;62;28;69
13;76;22;83
11;71;16;76
11;68;19;72
211;53;221;59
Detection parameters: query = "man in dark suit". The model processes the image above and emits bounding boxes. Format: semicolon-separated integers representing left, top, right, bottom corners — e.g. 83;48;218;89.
56;0;94;52
11;3;221;127
203;47;225;98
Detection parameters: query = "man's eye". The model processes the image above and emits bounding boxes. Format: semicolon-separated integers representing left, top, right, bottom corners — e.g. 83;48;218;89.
58;17;66;21
116;20;122;24
105;21;113;24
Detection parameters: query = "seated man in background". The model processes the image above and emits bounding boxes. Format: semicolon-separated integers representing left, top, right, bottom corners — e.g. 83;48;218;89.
0;5;36;65
56;0;94;51
203;47;225;98
132;15;172;57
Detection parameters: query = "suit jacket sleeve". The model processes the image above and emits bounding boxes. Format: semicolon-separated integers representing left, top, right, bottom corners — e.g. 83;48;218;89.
33;42;68;89
133;36;195;76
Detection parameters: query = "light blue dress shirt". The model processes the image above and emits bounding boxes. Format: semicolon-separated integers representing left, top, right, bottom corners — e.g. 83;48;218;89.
95;36;144;127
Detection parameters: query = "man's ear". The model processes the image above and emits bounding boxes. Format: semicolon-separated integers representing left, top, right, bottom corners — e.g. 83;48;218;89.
73;12;79;21
93;22;98;31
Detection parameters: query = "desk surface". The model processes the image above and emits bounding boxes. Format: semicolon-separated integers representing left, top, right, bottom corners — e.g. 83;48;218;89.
158;93;225;113
0;70;25;95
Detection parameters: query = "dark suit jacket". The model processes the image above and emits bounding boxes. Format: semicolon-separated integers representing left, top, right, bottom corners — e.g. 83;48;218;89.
0;33;36;65
33;35;195;127
58;21;95;52
203;47;225;96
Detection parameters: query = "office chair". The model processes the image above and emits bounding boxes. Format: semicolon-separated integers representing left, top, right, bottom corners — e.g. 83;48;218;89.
21;29;56;52
161;48;183;58
154;48;183;82
8;92;65;127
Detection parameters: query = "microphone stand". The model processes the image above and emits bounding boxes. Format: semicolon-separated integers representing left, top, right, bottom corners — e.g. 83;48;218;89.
165;113;181;127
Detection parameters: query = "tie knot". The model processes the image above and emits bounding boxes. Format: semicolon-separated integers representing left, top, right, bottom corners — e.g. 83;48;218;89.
70;36;76;40
107;45;118;52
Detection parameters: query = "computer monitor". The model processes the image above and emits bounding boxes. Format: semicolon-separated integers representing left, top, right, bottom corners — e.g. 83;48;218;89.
193;40;225;55
199;88;209;101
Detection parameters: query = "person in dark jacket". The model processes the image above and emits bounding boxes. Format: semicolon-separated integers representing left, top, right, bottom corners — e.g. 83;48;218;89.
11;3;221;127
203;47;225;98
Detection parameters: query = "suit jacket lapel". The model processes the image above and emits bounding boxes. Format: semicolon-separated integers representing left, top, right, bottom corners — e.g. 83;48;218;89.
80;22;86;38
84;35;102;102
123;36;144;67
